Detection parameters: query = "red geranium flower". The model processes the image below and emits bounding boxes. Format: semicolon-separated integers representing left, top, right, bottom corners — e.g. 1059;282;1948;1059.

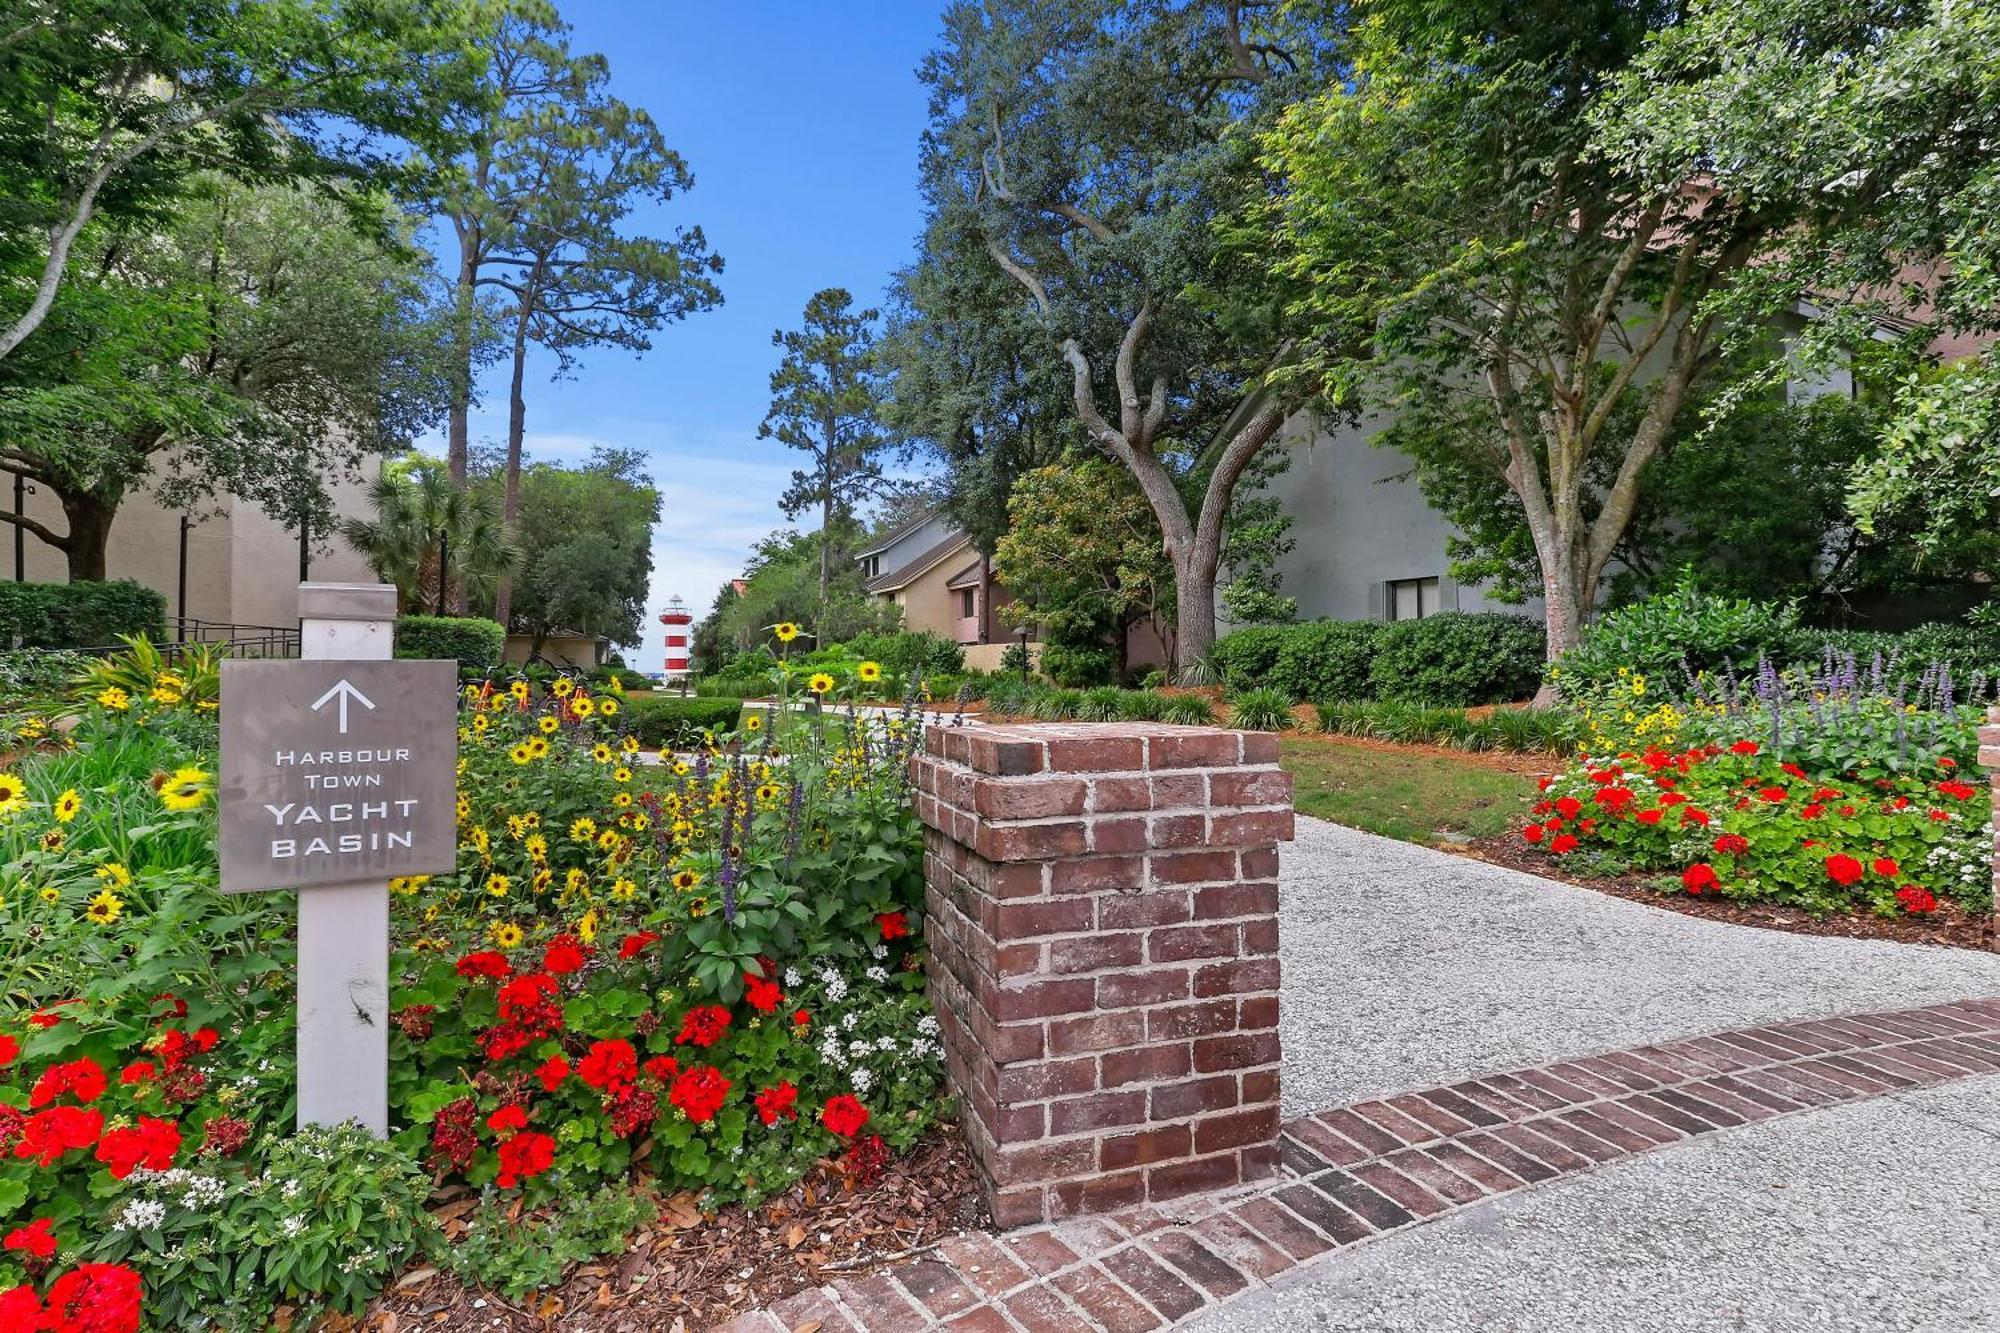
1548;833;1579;854
497;972;561;1022
1937;780;1977;801
3;1218;56;1261
13;1106;102;1166
1592;787;1635;812
29;1058;106;1109
455;951;511;980
1554;796;1583;820
743;973;783;1014
1824;854;1865;887
1682;863;1719;896
486;1104;528;1137
119;1061;157;1086
192;1028;218;1053
1680;808;1711;827
1895;884;1938;915
42;1262;142;1333
1520;823;1545;843
1729;740;1759;755
821;1094;870;1138
535;1056;569;1092
94;1116;180;1180
1756;787;1788;803
792;1009;811;1029
643;1054;679;1082
754;1080;799;1126
0;1035;16;1069
1712;833;1749;856
496;1130;556;1188
875;911;910;942
675;1005;731;1049
1657;791;1687;806
542;935;589;976
1872;857;1900;878
618;931;659;961
576;1039;639;1092
1635;809;1662;825
668;1065;732;1124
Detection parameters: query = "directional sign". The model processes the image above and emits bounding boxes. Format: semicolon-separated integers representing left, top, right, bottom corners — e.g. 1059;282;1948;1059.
218;658;458;893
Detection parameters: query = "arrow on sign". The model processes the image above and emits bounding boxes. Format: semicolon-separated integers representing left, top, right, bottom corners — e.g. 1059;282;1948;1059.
309;678;377;734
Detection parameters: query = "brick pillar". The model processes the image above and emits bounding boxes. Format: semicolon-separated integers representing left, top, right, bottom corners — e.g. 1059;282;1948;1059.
913;720;1294;1227
1984;706;2000;952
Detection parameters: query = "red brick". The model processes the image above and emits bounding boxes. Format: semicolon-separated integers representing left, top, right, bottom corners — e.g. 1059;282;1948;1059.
1101;1124;1194;1170
1098;968;1190;1008
993;977;1096;1022
1239;918;1280;955
1209;768;1295;806
1273;1182;1371;1244
1004;1230;1081;1276
1000;1281;1082;1331
1090;817;1151;854
1146;1152;1242;1201
1147;812;1208;848
1100;1245;1207;1321
1149;923;1240;963
1049;1090;1147;1135
1488;1120;1591;1172
1382;1147;1488;1204
1048;1010;1147;1055
1147;1229;1249;1299
1050;1265;1165;1332
937;1232;1035;1300
1102;1042;1193;1088
1090;776;1153;813
1150;1075;1240;1120
978;819;1090;862
1193;881;1280;920
1230;1196;1332;1261
994;1139;1098;1184
1046;734;1148;772
1240;732;1279;763
1147;731;1240;770
1209;810;1295;846
1150;849;1241;886
892;1259;985;1321
997;1058;1098;1101
1350;1160;1449;1217
1189;1211;1294;1281
975;777;1089;819
1191;957;1281;997
835;1271;929;1328
1100;891;1198;935
1049;855;1145;894
1050;1170;1147;1217
994;897;1096;939
765;1286;862;1332
1147;773;1208;807
1193;1105;1279;1153
1423;1141;1524;1193
966;734;1047;776
1047;934;1146;976
943;1305;1020;1333
1147;999;1238;1042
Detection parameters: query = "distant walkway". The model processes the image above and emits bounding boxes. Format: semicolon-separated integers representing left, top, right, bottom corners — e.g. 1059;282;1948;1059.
1276;816;2000;1116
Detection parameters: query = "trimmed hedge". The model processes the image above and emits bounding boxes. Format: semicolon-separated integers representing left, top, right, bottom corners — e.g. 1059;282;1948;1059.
1368;612;1547;706
395;615;507;670
621;696;743;749
0;580;165;650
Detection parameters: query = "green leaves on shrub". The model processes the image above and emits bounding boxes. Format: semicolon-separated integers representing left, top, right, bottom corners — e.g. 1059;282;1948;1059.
1076;686;1127;721
620;696;743;748
1038;642;1118;688
0;580;165;650
1226;686;1294;731
1368;613;1546;705
1159;692;1218;726
395;615;507;669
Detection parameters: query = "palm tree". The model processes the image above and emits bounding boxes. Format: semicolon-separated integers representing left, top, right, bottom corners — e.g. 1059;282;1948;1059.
341;457;518;614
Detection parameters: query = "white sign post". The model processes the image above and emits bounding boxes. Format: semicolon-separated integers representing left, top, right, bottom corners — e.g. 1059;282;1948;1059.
296;583;393;1134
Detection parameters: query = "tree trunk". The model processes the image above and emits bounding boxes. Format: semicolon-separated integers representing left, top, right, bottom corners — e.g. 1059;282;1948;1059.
1528;520;1592;707
445;232;478;614
1170;552;1216;675
59;492;115;582
491;304;532;631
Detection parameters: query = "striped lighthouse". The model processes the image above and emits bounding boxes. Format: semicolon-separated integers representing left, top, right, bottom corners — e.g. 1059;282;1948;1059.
659;595;693;680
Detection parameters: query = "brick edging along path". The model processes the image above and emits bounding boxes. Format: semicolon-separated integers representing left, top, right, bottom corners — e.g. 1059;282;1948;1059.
719;997;2000;1332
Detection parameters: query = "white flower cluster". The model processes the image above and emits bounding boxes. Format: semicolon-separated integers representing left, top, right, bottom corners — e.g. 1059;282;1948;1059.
112;1198;166;1232
280;1214;307;1238
818;966;848;1002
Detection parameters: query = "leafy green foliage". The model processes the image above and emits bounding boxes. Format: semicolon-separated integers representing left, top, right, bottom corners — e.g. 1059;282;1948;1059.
1159;693;1219;727
1369;614;1546;707
1037;644;1118;689
1225;687;1293;732
346;456;517;615
619;697;743;749
492;448;660;648
1552;581;1806;699
0;580;163;650
442;1183;655;1300
396;616;508;671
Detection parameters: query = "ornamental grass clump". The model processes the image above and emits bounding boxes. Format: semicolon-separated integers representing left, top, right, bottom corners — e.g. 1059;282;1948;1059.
1225;686;1294;732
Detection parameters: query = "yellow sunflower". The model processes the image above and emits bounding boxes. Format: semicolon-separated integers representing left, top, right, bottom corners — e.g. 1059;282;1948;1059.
610;877;638;900
672;868;702;892
538;715;561;735
532;868;554;893
84;889;123;925
40;829;65;853
576;909;599;944
509;743;533;766
772;622;801;643
485;873;511;898
620;735;640;754
510;680;531;702
471;714;490;734
591;743;614;764
569;816;597;842
551;677;575;698
672;761;691;777
807;673;835;695
612;791;633;808
526;738;549;759
38;886;59;903
157;766;212;812
856;660;882;683
756;782;782;805
52;789;82;823
596;828;623;852
95;861;132;889
598;699;619;716
571;696;596;719
490;921;525;949
96;687;130;711
0;773;25;810
743;713;763;732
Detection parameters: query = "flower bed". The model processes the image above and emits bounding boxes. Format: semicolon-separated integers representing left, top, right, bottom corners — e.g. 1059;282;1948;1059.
0;648;944;1329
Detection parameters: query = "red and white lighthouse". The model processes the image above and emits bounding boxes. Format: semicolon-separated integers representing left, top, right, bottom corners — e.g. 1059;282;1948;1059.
659;595;693;679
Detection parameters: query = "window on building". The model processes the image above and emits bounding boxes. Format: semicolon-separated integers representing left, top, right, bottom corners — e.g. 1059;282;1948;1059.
960;588;976;619
863;555;881;578
1389;577;1440;621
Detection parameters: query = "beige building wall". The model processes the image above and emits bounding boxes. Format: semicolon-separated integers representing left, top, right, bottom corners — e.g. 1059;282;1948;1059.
889;559;966;640
12;456;379;630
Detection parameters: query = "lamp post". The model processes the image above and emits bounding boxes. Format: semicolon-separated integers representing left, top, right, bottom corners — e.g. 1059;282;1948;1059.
1015;624;1031;681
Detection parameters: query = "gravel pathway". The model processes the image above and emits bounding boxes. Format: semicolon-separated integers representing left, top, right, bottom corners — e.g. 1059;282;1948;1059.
1278;816;2000;1117
1187;1072;2000;1333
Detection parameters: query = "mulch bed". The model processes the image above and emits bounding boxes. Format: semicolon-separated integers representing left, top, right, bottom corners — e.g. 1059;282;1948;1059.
366;1123;987;1333
1469;834;1997;952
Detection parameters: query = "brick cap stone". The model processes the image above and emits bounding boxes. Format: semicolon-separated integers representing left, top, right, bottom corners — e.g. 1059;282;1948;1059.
924;720;1280;776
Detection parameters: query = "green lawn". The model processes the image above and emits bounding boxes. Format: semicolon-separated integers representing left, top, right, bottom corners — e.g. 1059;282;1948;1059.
1278;735;1540;845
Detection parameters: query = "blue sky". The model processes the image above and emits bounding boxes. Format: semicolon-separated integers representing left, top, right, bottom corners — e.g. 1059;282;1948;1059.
450;3;938;671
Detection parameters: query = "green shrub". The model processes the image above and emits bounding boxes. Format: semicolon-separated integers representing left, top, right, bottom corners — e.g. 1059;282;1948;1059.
1076;685;1126;721
1226;686;1293;731
1160;693;1217;726
1556;581;1803;697
1311;698;1573;754
621;695;743;748
0;579;166;650
1118;689;1169;721
395;615;507;670
1275;620;1382;702
982;678;1033;716
1039;642;1117;688
1022;688;1083;720
998;640;1034;677
591;665;651;692
693;676;757;698
1210;624;1290;693
839;629;965;679
1370;613;1546;705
